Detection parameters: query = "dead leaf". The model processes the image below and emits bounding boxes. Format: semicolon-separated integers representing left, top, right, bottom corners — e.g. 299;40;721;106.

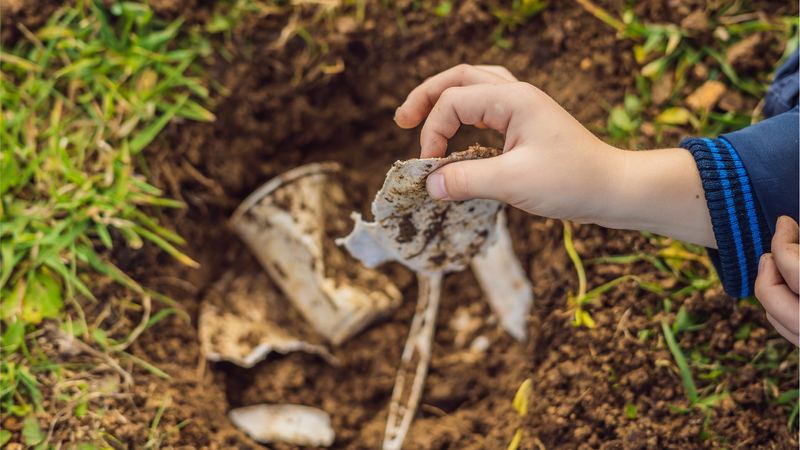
680;10;708;31
651;72;674;106
718;91;746;112
726;34;762;67
685;80;727;112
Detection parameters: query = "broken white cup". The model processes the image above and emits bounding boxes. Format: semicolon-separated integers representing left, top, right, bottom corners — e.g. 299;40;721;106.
337;145;532;450
337;147;504;274
198;269;338;368
230;163;402;345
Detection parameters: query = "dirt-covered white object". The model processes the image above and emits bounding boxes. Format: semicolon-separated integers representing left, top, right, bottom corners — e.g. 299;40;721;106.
230;163;402;345
337;146;528;450
337;146;504;275
198;270;338;367
470;209;533;342
228;404;335;446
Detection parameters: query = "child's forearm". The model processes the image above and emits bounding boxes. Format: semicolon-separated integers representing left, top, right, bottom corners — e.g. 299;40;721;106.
600;146;717;249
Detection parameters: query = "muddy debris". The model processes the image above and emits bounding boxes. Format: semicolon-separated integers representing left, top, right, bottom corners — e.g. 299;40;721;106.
197;269;338;367
338;145;534;450
337;145;505;274
230;162;402;345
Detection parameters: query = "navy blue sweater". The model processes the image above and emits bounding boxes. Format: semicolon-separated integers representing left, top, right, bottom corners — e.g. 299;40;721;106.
680;51;799;297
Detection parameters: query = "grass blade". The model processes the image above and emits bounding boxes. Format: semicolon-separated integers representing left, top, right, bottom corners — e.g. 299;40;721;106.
119;351;170;379
129;94;188;154
562;220;586;301
662;319;698;404
132;226;199;268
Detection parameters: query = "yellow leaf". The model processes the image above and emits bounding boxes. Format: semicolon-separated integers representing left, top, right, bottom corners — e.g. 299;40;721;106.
633;45;647;64
512;378;533;416
641;57;666;78
654;107;692;125
507;428;523;450
580;309;596;329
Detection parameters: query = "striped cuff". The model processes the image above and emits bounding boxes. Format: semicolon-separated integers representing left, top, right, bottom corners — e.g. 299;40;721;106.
680;137;771;297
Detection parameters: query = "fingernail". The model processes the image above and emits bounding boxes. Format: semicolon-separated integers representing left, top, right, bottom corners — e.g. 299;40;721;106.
427;172;448;200
758;254;768;275
393;107;400;122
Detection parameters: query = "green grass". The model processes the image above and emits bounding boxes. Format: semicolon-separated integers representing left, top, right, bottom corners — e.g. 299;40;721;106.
574;2;800;434
492;0;548;49
0;0;215;329
566;225;720;329
572;228;797;438
578;0;799;144
0;0;247;441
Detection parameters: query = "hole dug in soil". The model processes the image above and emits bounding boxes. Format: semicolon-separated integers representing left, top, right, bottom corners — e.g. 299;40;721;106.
18;0;796;448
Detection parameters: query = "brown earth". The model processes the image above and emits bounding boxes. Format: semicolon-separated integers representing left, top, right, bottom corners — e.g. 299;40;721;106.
4;0;799;449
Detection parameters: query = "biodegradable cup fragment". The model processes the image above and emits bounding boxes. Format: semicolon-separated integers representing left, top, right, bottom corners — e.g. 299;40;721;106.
230;163;402;345
229;404;335;447
337;145;531;450
470;209;533;342
198;269;338;367
337;146;504;274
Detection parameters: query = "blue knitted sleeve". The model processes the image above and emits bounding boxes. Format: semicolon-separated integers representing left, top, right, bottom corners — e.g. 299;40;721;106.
679;137;772;298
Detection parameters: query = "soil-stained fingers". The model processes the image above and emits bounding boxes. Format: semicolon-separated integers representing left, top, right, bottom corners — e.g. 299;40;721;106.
395;64;516;129
418;82;543;158
754;253;800;344
772;215;799;293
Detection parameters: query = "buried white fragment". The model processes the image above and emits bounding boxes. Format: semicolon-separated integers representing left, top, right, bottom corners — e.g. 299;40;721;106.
198;270;338;367
470;209;533;342
229;404;335;447
230;163;402;345
337;145;522;450
337;146;504;274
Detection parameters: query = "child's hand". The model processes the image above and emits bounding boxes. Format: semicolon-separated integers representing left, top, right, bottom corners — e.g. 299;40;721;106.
394;64;621;225
755;216;799;346
395;64;716;248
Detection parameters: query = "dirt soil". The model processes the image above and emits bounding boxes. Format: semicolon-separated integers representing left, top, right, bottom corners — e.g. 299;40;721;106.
5;0;798;449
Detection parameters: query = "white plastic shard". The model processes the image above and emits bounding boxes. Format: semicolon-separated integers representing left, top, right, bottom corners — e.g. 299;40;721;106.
470;209;533;342
230;163;403;345
229;404;335;447
382;273;441;450
337;146;504;275
198;270;338;368
336;145;518;450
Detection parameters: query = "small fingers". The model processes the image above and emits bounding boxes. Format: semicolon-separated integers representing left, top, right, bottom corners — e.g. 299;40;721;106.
755;253;800;337
766;312;799;346
426;152;515;202
395;64;515;129
772;215;800;294
419;82;540;158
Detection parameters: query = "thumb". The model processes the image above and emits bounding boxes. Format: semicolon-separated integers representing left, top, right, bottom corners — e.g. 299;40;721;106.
426;155;510;202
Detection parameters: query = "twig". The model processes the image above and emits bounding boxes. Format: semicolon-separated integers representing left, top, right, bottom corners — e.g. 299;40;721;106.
614;308;632;339
112;294;151;352
751;98;765;125
383;273;442;450
420;404;473;436
180;157;216;188
150;276;199;295
53;328;134;389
